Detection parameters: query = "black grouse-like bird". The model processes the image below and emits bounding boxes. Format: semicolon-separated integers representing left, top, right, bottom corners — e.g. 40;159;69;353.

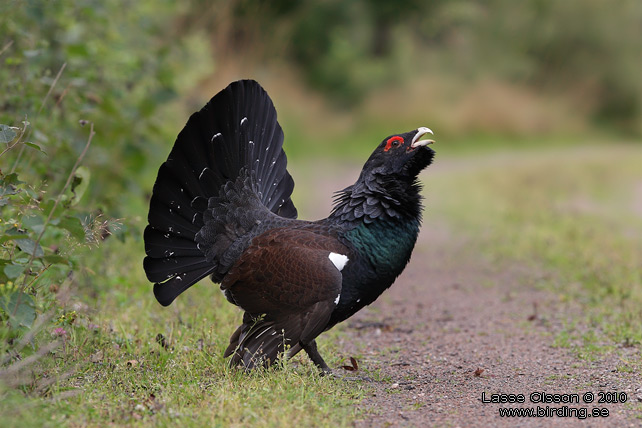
144;80;435;372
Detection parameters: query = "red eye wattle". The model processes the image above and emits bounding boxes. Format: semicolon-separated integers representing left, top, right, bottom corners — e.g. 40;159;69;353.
384;136;404;152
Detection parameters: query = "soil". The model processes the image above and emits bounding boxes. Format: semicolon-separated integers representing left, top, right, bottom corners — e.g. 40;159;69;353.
291;159;642;428
340;223;641;427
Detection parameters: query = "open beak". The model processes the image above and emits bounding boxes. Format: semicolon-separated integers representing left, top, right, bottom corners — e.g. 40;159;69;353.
411;127;435;148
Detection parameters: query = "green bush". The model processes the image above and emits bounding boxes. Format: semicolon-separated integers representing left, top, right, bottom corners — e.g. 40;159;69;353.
0;0;195;392
0;121;93;354
0;0;193;214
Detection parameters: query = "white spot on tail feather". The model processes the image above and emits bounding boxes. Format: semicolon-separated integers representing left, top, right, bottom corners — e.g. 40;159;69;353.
240;117;248;126
334;294;341;305
255;326;271;339
328;252;349;271
211;132;222;142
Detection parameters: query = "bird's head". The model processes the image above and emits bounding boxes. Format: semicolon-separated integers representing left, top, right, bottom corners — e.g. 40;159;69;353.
331;127;435;222
360;127;435;182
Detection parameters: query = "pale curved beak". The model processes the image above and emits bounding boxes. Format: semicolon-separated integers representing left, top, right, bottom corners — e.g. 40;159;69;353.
411;127;435;148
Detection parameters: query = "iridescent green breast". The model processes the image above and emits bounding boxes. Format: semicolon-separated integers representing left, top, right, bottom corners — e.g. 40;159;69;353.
344;218;420;277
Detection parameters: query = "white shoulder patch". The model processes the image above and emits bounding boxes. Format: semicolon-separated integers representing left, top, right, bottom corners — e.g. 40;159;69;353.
328;252;349;271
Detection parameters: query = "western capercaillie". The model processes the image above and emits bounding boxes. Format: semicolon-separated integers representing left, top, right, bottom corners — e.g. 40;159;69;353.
144;80;435;372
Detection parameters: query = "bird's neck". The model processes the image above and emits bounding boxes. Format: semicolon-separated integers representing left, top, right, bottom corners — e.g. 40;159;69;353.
328;172;424;276
329;172;424;226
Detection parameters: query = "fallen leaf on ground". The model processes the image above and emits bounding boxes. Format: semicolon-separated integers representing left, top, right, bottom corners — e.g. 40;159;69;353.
341;356;359;371
156;333;170;349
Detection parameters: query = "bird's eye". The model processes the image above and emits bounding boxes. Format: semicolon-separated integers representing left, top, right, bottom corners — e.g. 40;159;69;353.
384;136;404;152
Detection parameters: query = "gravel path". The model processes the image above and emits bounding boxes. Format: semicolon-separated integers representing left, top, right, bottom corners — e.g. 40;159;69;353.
291;155;641;427
341;222;641;427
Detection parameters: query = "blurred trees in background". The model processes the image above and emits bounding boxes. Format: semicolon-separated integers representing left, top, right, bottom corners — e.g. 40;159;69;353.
0;0;200;213
1;0;641;214
184;0;642;135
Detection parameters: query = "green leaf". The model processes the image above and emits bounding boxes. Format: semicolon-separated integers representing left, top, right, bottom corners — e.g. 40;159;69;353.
41;199;65;218
0;230;26;244
0;187;18;197
4;264;25;279
23;141;47;155
22;214;44;234
56;216;86;241
44;254;70;265
15;238;45;258
70;166;90;206
1;173;23;186
0;173;22;198
0;124;17;143
0;291;36;329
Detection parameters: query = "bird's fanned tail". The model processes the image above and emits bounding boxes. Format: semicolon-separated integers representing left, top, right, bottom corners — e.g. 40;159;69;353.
144;80;298;306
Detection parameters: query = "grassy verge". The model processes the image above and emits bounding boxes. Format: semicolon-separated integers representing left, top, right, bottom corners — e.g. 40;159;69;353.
1;235;365;427
427;143;642;353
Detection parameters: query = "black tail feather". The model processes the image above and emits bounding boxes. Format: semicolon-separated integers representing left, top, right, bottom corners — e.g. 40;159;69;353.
224;313;304;369
143;227;202;258
224;300;335;370
144;80;298;305
151;264;215;306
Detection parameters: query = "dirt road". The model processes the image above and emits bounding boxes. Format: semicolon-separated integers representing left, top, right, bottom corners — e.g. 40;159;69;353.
342;222;640;427
291;154;641;427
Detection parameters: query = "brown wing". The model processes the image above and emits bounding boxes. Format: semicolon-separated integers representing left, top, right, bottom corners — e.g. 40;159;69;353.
222;227;350;368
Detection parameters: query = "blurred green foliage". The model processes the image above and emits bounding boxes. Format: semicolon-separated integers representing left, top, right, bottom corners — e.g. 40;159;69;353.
451;0;642;133
0;0;199;394
187;0;642;134
0;0;195;214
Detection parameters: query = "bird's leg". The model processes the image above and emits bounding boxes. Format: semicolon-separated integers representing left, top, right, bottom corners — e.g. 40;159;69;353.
302;340;332;374
302;340;372;381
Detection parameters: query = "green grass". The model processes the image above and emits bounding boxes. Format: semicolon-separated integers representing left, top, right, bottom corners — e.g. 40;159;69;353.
0;236;366;427
428;143;642;351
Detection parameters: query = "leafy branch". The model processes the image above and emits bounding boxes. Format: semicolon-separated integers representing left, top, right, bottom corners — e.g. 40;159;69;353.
0;119;28;159
17;122;95;294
